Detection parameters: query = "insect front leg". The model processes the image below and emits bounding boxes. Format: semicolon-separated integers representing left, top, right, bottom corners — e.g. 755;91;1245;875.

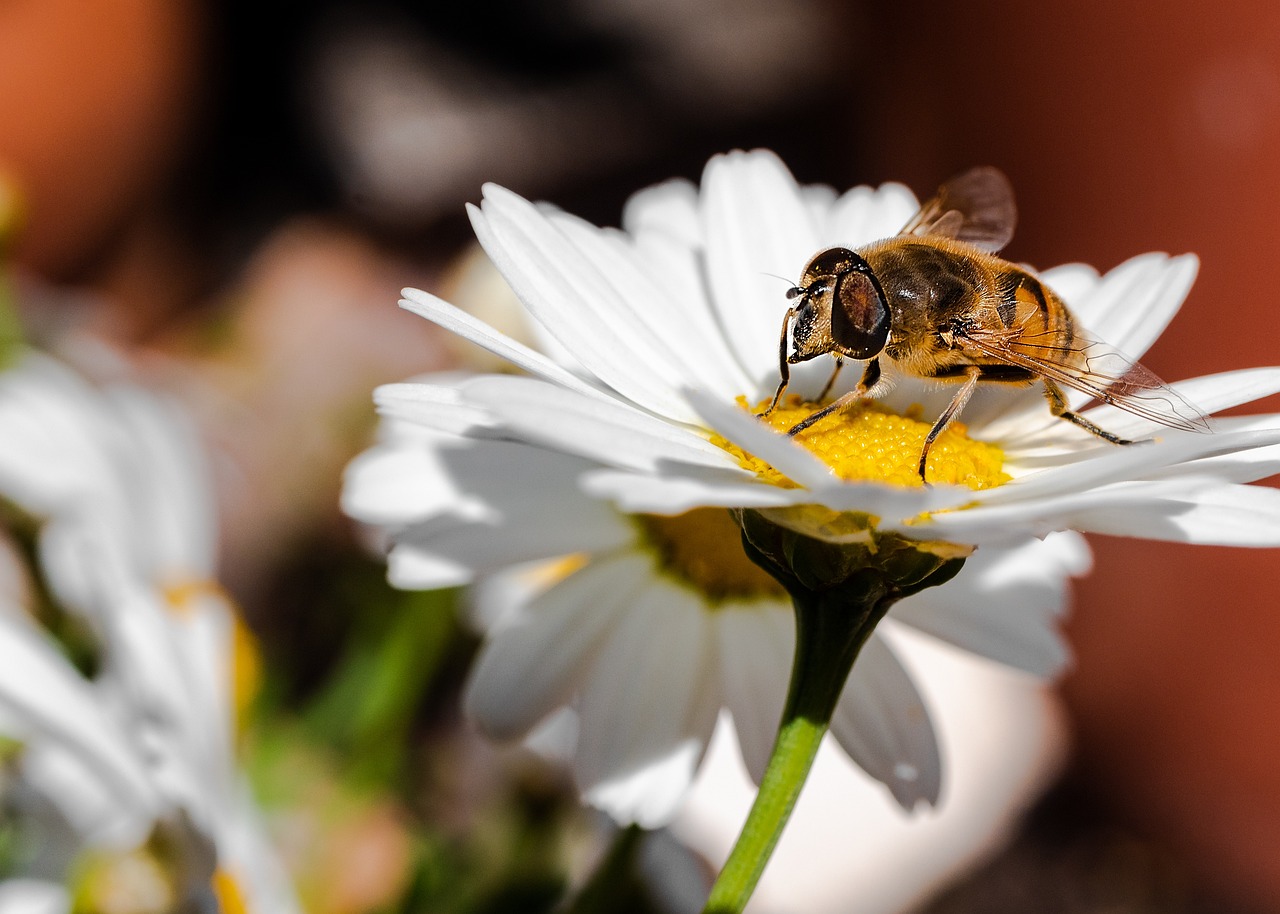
1042;379;1137;445
786;359;881;436
757;307;797;418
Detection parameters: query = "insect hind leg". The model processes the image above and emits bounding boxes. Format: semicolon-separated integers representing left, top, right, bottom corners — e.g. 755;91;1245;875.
1042;379;1137;445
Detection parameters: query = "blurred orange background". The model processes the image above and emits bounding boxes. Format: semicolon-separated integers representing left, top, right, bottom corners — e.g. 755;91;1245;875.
847;5;1280;910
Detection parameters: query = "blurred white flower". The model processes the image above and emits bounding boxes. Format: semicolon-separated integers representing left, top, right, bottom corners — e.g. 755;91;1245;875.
344;149;1280;836
0;353;296;914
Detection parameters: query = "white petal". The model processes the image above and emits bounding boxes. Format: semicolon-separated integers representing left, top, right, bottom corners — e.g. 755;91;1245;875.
1063;253;1197;364
214;780;305;914
460;375;735;472
341;432;464;527
105;387;216;581
575;581;718;827
1065;481;1280;546
471;192;697;421
390;445;632;585
686;390;852;490
371;381;498;436
546;211;747;400
0;613;158;813
1141;414;1280;485
580;467;797;516
1038;262;1100;305
0;880;70;914
715;604;793;783
913;474;1274;545
701;150;820;382
800;182;838;224
0;354;116;518
96;583;225;828
347;418;629;547
829;630;941;809
629;230;754;393
18;738;151;849
976;426;1280;508
821;182;919;248
386;548;475;590
398;289;605;403
464;552;650;740
889;533;1088;676
621;177;701;246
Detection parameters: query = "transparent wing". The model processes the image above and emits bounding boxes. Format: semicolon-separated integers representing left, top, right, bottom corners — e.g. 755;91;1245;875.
960;325;1211;433
900;167;1017;253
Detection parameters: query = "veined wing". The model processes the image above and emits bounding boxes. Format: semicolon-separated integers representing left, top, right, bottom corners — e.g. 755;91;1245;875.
899;166;1017;253
959;324;1211;433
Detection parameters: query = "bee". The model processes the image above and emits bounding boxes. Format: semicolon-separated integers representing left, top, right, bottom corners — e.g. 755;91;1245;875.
760;166;1209;482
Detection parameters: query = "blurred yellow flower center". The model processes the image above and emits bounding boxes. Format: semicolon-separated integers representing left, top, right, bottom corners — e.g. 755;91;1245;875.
637;508;785;604
213;869;249;914
719;396;1009;490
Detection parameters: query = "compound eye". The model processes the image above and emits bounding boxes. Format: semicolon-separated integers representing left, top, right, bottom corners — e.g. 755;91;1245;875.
803;247;857;280
785;286;803;300
829;270;889;359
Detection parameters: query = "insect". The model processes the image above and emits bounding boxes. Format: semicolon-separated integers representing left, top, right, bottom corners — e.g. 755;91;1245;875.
759;166;1209;482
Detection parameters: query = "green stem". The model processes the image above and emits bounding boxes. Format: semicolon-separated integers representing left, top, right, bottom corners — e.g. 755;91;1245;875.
701;587;888;914
0;264;21;371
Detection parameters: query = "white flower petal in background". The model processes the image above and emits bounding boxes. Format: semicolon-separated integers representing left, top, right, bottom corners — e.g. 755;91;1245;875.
465;553;649;740
890;532;1089;676
714;606;792;784
700;149;819;380
0;351;298;914
675;628;1067;914
829;631;941;809
0;880;69;914
575;584;718;828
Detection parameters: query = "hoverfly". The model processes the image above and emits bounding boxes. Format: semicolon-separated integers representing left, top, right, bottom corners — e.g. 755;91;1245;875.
759;166;1209;481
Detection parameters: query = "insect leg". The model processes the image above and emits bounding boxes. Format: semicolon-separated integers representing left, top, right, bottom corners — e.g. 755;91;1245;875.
1042;379;1136;445
786;359;880;436
757;308;797;417
817;356;845;402
919;366;982;482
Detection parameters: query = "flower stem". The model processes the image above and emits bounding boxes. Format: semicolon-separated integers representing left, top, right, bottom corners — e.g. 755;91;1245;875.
0;174;23;371
701;586;888;914
706;509;967;913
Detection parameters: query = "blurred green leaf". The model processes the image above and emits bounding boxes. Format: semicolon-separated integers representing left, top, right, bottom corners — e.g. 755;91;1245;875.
303;586;461;784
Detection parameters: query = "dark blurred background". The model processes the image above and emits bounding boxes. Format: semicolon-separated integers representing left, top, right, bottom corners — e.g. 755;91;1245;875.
3;1;1278;912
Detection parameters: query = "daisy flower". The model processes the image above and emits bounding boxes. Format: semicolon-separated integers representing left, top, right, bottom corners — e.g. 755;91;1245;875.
346;149;1280;906
345;397;1085;826
0;352;298;914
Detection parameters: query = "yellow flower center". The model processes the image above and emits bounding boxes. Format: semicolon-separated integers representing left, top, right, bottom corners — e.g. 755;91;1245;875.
719;396;1009;490
212;868;250;914
636;508;786;604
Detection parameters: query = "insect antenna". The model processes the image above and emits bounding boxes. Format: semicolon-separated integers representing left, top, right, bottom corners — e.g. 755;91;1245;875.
759;271;804;299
